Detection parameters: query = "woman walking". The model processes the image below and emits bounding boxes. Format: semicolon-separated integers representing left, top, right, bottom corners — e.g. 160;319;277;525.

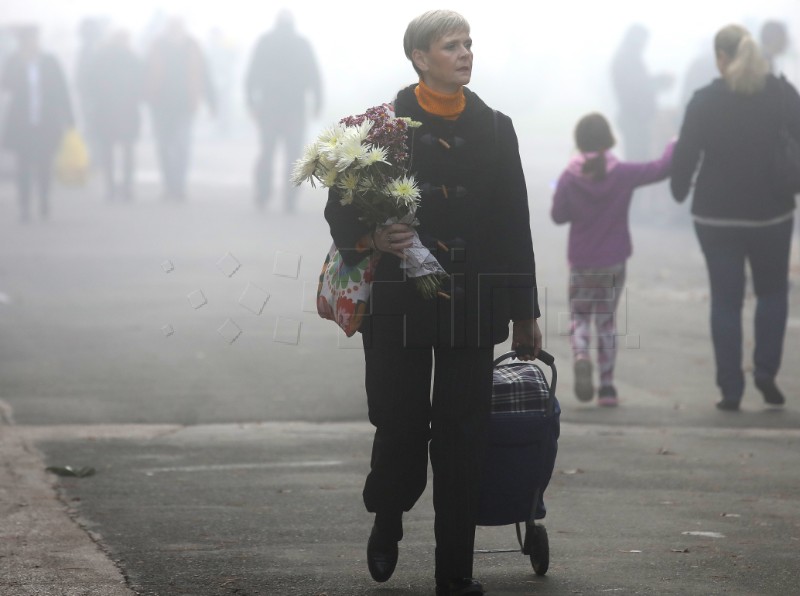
671;24;800;410
324;10;541;595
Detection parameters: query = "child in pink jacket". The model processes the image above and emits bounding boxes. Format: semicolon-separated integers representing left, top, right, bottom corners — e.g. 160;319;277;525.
551;113;674;406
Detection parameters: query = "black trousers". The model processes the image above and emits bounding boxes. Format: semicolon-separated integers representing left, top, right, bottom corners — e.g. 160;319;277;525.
14;127;56;221
151;109;192;199
360;308;494;580
98;136;134;201
254;114;304;211
695;218;792;401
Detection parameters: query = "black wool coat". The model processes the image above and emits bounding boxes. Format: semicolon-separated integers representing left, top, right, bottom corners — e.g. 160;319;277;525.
324;85;540;347
671;75;800;220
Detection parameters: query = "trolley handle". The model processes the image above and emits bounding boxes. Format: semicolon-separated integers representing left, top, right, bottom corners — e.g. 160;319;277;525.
494;348;558;404
494;348;554;367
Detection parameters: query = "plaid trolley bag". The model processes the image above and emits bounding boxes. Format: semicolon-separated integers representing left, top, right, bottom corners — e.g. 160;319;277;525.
476;349;560;575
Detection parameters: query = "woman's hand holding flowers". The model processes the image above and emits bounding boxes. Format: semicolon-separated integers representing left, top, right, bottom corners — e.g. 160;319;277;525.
372;223;415;258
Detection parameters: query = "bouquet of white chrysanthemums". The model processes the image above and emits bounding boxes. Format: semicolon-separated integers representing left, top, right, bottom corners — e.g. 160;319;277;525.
291;103;448;299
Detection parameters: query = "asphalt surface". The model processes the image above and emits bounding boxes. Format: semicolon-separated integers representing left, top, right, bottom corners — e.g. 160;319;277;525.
1;138;799;595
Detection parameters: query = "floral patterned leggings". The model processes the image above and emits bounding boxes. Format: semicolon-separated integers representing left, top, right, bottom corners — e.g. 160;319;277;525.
568;262;627;387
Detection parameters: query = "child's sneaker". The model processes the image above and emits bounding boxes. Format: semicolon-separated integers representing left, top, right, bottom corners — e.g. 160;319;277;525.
597;385;618;407
574;359;594;402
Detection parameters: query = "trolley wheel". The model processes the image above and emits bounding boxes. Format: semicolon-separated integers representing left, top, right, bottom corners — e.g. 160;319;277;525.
525;523;549;576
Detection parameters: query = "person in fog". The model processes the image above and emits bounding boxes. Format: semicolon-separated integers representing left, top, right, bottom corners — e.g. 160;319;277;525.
74;17;108;170
671;24;800;411
1;25;74;222
611;24;673;160
144;18;215;201
245;10;322;213
760;20;789;73
325;10;541;595
681;38;719;112
205;27;241;140
551;113;674;407
85;29;142;202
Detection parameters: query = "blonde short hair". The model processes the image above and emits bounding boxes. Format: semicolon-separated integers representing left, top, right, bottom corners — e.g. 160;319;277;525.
403;10;470;75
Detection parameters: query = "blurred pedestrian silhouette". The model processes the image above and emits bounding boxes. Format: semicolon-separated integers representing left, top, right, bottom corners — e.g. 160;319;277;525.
205;26;241;139
1;25;74;222
245;10;322;213
681;38;718;113
760;20;788;74
144;18;215;201
74;17;108;173
84;29;143;202
611;24;674;161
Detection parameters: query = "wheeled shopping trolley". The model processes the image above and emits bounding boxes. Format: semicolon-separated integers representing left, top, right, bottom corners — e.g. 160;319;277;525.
475;349;560;575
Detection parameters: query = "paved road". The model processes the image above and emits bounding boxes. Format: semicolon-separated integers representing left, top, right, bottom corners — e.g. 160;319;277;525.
1;139;799;595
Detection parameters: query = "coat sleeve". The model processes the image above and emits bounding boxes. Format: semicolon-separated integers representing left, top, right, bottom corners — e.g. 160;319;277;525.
785;78;800;141
496;113;540;320
670;92;704;203
624;139;675;187
323;187;372;267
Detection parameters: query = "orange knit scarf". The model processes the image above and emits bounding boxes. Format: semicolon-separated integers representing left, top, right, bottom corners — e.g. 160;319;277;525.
414;79;465;120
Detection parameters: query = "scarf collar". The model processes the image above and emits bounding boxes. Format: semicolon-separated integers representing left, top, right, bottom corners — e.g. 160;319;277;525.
414;79;466;120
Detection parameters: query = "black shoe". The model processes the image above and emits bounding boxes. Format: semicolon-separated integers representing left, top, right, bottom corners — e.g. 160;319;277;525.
574;359;594;402
716;399;741;412
435;578;485;596
367;523;398;583
755;377;785;407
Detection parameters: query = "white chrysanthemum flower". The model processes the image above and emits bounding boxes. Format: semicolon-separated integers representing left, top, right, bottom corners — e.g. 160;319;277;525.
334;137;368;172
337;171;361;193
358;146;389;167
358;175;377;193
318;151;336;170
336;172;359;205
318;123;346;149
290;142;320;186
320;167;339;188
317;123;347;163
386;176;420;201
347;120;374;143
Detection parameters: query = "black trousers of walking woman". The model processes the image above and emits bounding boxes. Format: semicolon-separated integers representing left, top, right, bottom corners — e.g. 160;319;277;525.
695;218;793;402
360;287;494;581
14;126;56;221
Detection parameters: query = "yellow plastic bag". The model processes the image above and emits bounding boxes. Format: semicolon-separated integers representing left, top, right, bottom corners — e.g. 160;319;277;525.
55;128;90;186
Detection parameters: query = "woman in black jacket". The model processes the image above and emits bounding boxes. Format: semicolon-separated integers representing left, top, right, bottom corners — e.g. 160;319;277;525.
324;9;541;596
671;24;800;411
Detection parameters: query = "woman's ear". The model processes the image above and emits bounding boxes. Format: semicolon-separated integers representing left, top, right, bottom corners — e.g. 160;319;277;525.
411;48;428;73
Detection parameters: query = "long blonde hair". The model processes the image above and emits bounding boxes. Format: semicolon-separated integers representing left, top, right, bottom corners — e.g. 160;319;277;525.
714;24;769;95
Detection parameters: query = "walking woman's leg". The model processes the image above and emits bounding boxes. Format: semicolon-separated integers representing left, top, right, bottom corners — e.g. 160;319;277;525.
361;315;432;522
15;148;32;222
747;220;792;388
33;137;54;220
429;345;493;582
695;223;747;404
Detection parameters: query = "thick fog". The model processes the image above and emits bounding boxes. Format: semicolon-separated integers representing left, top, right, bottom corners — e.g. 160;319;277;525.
4;0;800;157
1;1;799;423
